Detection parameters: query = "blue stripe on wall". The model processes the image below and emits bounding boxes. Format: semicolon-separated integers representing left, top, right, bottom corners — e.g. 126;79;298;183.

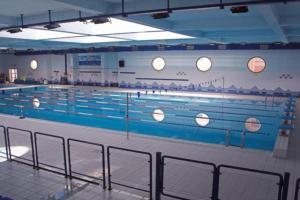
136;78;189;81
120;72;136;74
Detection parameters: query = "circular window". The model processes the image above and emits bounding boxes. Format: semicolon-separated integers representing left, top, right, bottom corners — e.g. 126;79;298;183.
152;109;165;122
152;57;165;71
195;113;210;127
196;57;212;72
32;98;40;108
245;118;261;132
247;57;266;73
30;60;38;70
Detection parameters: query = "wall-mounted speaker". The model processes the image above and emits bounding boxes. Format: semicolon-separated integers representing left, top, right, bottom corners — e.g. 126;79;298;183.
119;60;125;67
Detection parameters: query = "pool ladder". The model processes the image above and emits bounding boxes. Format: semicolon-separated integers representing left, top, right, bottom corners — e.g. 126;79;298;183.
225;129;246;148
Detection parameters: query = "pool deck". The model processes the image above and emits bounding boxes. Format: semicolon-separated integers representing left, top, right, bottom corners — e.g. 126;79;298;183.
0;87;298;200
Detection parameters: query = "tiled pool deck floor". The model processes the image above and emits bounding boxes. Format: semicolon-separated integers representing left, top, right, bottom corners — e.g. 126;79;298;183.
0;89;299;200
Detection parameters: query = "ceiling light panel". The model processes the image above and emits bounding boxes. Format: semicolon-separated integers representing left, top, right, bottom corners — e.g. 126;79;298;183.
106;31;194;41
48;36;126;43
49;18;161;35
0;28;81;40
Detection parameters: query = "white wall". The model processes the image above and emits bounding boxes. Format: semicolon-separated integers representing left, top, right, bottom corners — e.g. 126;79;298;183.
117;50;300;93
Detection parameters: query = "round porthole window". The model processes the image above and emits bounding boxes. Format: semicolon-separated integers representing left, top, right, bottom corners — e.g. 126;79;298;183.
195;113;210;127
152;109;165;122
247;57;266;73
245;117;261;132
152;57;165;71
32;98;40;108
30;59;38;70
196;57;212;72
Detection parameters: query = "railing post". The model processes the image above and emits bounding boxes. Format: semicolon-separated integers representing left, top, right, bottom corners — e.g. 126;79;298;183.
295;178;300;200
282;172;290;200
155;152;162;200
212;166;220;200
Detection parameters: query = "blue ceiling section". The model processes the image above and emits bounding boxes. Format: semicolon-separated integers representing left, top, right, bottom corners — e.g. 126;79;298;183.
0;0;300;50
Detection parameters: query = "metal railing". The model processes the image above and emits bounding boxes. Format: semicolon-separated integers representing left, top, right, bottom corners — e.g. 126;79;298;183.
6;127;35;168
217;164;290;200
67;138;106;188
34;132;67;177
295;178;300;200
158;153;218;200
107;146;153;200
0;125;8;160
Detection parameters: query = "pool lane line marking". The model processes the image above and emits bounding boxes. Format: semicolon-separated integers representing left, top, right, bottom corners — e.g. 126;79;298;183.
58;98;67;101
96;101;108;104
0;103;6;105
77;112;93;116
76;105;89;108
112;98;122;101
100;107;114;110
129;110;143;113
77;100;89;102
20;99;30;102
53;109;66;113
107;115;123;119
93;97;104;99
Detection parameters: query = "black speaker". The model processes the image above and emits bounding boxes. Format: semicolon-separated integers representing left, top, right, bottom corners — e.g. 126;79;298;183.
119;60;125;67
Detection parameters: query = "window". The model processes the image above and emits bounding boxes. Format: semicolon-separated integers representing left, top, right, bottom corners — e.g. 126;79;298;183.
30;59;38;70
245;118;261;132
152;109;165;122
195;113;210;127
152;57;165;71
8;68;18;83
247;57;266;73
196;57;212;72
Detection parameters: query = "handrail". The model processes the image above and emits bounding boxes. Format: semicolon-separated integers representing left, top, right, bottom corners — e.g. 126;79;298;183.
67;138;106;188
218;164;286;200
295;178;300;200
161;155;217;200
0;125;9;160
107;146;153;200
34;132;67;177
6;127;35;168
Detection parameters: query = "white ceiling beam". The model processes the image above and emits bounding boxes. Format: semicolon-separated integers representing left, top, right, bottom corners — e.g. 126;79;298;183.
256;5;288;43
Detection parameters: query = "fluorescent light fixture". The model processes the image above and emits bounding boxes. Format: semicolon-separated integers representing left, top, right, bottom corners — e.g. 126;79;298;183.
0;28;81;40
48;36;126;43
48;18;161;35
106;31;194;41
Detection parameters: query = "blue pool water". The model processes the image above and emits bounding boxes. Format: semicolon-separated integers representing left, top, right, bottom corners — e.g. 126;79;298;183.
0;86;287;151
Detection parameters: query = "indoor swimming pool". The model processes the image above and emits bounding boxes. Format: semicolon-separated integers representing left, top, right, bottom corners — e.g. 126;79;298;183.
0;86;287;151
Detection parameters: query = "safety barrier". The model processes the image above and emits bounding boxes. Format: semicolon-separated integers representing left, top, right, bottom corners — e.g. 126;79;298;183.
158;153;218;200
67;138;106;188
0;125;8;160
107;146;153;200
0;125;295;200
217;164;289;200
6;127;35;168
155;152;290;200
295;178;300;200
34;132;67;177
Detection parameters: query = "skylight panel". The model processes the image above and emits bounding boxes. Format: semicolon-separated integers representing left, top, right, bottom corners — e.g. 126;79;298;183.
0;28;81;40
48;18;161;35
106;31;194;41
48;36;127;43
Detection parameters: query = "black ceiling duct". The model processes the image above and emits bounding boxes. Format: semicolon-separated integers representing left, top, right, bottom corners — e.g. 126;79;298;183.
91;17;110;24
7;28;22;34
230;6;249;13
152;12;170;19
44;10;61;30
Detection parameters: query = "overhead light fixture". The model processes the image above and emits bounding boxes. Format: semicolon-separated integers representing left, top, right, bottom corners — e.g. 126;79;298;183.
152;12;170;19
44;10;61;30
7;28;22;34
91;17;110;24
44;22;61;30
230;6;249;13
